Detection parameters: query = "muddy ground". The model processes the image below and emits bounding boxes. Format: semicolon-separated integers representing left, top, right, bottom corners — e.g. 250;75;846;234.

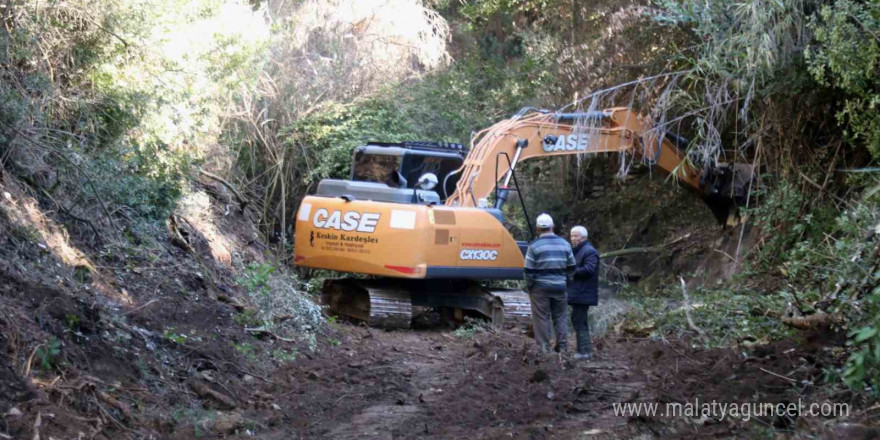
230;323;872;440
1;276;874;440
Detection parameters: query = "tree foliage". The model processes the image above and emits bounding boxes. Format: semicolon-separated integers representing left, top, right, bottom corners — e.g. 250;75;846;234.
807;0;880;159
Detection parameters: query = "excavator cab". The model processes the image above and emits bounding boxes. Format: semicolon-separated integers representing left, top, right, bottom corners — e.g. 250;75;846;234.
313;141;468;206
313;141;469;206
352;142;467;200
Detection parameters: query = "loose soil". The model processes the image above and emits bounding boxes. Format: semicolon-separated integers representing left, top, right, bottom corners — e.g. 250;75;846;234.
249;323;863;440
1;174;876;439
2;261;868;440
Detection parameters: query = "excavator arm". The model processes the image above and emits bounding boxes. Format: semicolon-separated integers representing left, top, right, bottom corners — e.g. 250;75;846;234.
444;107;750;223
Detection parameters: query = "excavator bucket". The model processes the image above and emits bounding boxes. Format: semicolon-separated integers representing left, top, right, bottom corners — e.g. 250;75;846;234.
701;163;756;225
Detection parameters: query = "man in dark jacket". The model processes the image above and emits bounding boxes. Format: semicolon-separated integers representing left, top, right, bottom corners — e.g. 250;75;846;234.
524;213;576;353
567;225;599;360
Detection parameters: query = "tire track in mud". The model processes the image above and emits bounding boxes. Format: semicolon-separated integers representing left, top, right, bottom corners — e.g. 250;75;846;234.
322;332;468;440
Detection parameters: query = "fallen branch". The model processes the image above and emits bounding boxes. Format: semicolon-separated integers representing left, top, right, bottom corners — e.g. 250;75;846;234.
759;367;798;384
798;171;852;209
23;344;42;378
782;312;842;330
403;351;445;361
168;215;193;253
31;411;40;440
601;234;691;258
680;277;707;342
189;381;237;410
244;327;295;342
95;390;133;421
123;299;159;315
199;169;249;210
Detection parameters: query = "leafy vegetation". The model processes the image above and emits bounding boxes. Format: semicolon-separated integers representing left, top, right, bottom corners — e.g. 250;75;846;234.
35;337;63;372
0;0;269;238
807;1;880;159
620;283;796;349
452;317;494;339
235;262;324;348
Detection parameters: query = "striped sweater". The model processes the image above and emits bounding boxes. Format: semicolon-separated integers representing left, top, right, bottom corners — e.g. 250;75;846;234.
524;233;576;291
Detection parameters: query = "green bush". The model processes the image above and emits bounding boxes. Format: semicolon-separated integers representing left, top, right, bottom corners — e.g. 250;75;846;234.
77;142;193;221
235;262;324;348
745;180;879;392
286;48;556;189
1;0;268;232
807;0;880;160
287;100;420;183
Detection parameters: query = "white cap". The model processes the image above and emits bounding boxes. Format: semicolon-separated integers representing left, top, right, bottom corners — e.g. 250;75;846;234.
536;213;554;229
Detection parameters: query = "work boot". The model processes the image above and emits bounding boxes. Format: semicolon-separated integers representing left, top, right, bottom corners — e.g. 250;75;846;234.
553;341;568;353
573;330;592;360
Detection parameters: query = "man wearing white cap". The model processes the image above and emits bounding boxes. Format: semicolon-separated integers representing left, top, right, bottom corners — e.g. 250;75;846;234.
524;213;576;353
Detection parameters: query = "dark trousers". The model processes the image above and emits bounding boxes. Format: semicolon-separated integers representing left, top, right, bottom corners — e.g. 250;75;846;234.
570;304;592;354
528;288;568;352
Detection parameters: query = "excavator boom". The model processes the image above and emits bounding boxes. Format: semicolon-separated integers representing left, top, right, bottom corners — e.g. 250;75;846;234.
447;107;706;209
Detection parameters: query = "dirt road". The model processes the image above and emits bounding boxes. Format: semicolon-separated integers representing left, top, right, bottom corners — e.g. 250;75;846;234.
250;321;841;440
0;268;854;440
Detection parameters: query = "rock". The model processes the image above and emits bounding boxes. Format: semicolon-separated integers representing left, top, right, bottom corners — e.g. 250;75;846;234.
828;423;880;440
271;403;282;411
243;374;254;384
6;407;22;417
199;411;245;435
620;265;645;279
622;320;656;337
529;370;549;383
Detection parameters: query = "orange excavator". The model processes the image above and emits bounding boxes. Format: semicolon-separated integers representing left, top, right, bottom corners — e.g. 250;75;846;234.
293;107;752;327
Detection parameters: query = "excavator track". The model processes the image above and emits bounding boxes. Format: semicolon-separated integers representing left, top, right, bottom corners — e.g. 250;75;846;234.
322;279;531;329
322;279;412;328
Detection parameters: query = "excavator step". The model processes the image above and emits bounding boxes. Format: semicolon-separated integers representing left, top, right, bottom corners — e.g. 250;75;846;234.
486;289;531;327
